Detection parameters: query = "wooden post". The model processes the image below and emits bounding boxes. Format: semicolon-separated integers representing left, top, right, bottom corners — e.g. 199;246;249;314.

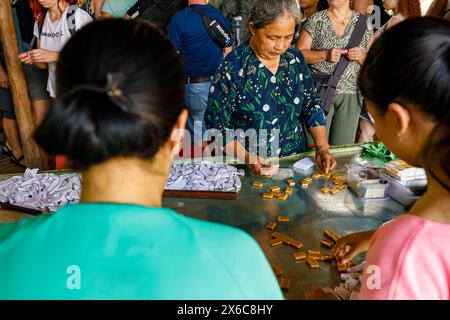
0;0;44;169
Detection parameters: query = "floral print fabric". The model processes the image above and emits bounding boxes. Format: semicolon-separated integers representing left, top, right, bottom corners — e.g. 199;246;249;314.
205;43;326;157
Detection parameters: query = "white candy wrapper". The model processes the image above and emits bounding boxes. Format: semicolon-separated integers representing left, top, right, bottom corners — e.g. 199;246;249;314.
0;162;244;211
0;169;81;212
165;161;244;192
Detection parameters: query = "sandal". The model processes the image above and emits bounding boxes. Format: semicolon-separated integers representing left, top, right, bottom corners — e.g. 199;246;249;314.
2;144;12;157
10;153;27;169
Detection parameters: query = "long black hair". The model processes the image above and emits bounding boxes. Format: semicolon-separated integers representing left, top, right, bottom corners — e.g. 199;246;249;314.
34;19;185;169
359;17;450;191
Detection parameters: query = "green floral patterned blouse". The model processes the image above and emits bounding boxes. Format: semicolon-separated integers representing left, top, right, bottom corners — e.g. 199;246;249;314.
205;43;326;157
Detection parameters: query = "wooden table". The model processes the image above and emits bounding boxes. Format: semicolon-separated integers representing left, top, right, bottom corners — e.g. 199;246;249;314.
0;144;406;299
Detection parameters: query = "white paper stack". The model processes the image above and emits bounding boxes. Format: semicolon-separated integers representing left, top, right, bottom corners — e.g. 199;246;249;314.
383;160;426;186
293;157;315;172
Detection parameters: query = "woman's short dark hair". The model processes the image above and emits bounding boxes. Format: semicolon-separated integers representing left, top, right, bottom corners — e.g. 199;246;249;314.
35;19;185;169
359;17;450;190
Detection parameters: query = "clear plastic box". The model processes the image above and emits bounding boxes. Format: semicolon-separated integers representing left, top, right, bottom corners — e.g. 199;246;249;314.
379;172;425;207
347;168;389;200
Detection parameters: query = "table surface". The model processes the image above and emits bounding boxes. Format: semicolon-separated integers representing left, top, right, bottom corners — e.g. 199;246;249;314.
0;145;406;299
163;148;405;299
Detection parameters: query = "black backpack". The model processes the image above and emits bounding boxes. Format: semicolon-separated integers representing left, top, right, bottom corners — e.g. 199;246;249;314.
139;0;187;33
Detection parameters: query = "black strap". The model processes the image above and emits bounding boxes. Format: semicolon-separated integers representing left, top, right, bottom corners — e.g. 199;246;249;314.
237;0;243;15
190;5;208;19
327;14;368;89
443;8;450;18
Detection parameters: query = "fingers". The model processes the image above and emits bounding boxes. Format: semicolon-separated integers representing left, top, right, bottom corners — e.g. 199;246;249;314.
329;158;338;171
18;54;31;63
332;243;347;258
315;155;325;172
260;163;279;177
322;155;332;174
341;247;358;264
316;150;336;174
328;49;343;62
30;51;43;62
331;245;339;257
261;161;272;168
18;51;36;64
332;238;350;256
347;48;361;61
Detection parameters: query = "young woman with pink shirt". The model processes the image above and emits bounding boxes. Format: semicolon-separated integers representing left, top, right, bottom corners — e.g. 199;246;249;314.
333;17;450;300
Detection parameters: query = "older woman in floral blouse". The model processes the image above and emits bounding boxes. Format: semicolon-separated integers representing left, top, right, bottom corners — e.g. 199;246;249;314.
205;0;336;176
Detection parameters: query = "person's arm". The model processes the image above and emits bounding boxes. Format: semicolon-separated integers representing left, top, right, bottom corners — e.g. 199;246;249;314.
98;11;113;19
310;126;336;173
426;0;447;16
93;0;105;19
18;38;52;69
386;16;403;29
332;230;376;263
297;30;343;64
18;22;48;68
299;59;337;173
222;140;279;177
0;63;9;89
97;0;113;20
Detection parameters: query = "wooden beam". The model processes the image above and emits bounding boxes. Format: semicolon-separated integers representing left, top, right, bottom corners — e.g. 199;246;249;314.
0;0;44;169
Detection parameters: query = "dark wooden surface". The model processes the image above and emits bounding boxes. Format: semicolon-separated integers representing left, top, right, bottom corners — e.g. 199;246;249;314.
0;153;25;174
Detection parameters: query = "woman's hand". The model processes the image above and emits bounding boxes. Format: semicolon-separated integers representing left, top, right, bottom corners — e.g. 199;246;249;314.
327;48;344;63
345;47;364;64
315;147;337;174
0;66;8;89
248;156;279;178
18;49;58;64
332;230;376;264
18;51;34;64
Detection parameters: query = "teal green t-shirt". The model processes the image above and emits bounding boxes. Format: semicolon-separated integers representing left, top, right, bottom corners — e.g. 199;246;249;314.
0;203;283;299
102;0;136;17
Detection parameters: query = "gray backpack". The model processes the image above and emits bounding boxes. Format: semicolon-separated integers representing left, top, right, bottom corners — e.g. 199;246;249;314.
212;0;254;46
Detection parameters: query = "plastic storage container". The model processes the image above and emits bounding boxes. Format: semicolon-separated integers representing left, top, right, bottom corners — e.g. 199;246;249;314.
347;168;389;200
379;172;425;207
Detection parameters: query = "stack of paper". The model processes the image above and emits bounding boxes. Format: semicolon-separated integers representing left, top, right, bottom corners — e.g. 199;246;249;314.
293;157;315;171
383;160;426;186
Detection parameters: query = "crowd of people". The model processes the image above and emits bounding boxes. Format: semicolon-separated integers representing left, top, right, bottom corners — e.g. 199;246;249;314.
2;0;445;172
0;0;449;300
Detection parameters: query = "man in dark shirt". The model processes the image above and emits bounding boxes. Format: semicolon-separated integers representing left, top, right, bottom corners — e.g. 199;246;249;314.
168;0;232;144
